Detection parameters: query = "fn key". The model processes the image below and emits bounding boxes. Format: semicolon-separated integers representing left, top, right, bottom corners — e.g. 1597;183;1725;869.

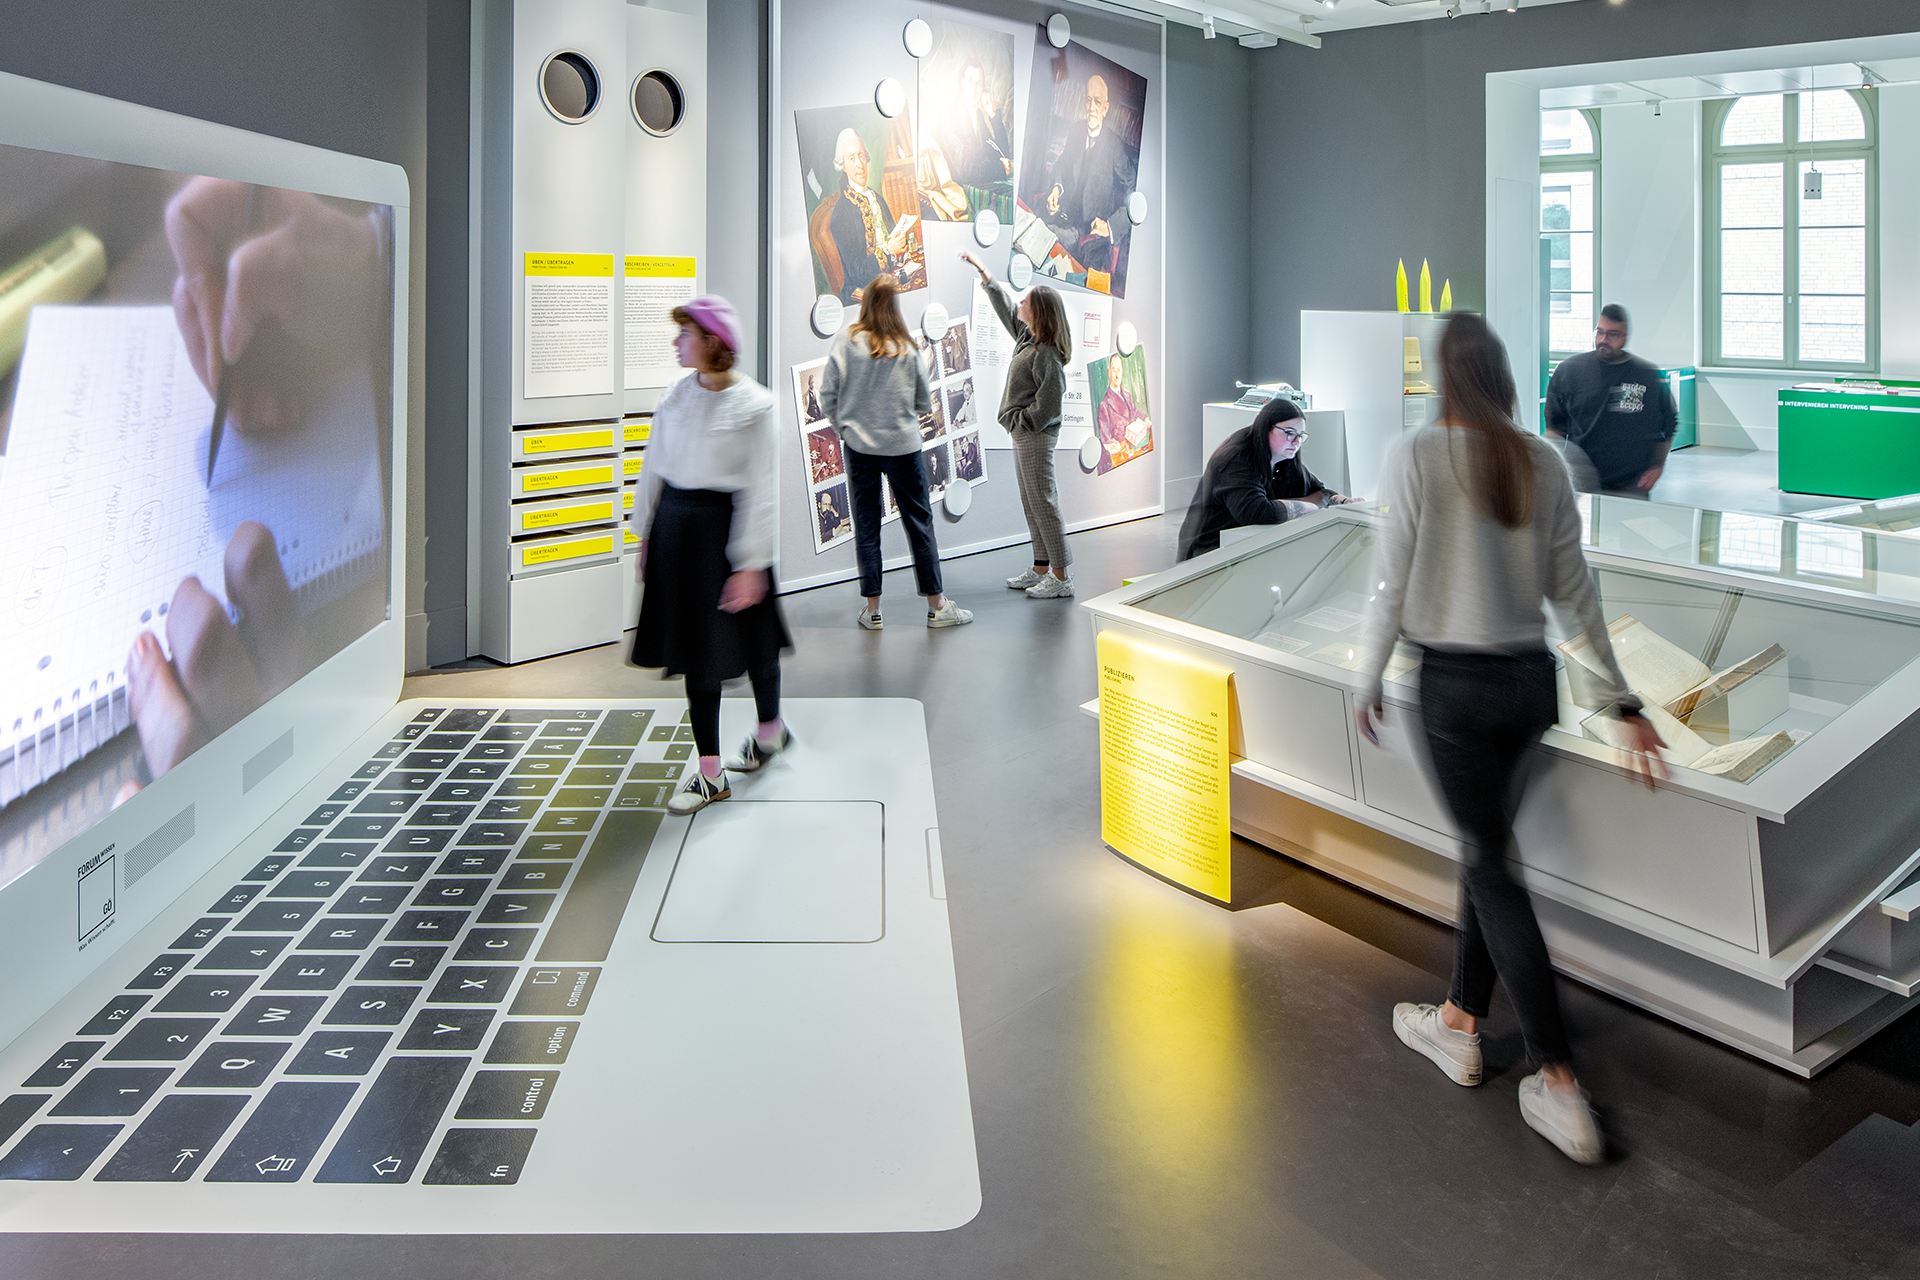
422;1128;537;1185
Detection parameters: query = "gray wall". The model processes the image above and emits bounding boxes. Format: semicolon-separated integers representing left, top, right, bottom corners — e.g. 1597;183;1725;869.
1164;23;1252;510
424;0;473;666
1249;0;1920;388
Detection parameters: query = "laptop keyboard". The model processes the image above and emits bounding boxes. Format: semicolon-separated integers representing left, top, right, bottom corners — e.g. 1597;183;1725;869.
0;704;694;1186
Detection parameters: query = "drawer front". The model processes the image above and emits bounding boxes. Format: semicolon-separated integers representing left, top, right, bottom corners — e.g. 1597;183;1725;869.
511;494;619;538
623;454;645;480
511;459;620;499
512;424;619;462
511;530;619;577
623;417;651;445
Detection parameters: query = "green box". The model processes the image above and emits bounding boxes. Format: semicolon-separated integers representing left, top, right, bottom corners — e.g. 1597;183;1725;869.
1779;380;1920;499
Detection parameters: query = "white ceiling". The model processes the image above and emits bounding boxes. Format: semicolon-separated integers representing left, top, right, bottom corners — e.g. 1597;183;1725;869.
1090;0;1591;49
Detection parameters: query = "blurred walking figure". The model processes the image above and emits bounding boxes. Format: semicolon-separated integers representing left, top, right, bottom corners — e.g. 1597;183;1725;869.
821;273;972;631
1355;313;1665;1165
960;250;1075;597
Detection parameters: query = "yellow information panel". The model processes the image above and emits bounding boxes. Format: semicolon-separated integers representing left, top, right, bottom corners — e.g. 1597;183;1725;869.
1097;631;1234;904
525;252;615;277
625;255;695;278
623;418;651;444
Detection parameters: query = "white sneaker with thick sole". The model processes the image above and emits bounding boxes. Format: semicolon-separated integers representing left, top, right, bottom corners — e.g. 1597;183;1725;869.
1518;1072;1604;1165
1005;566;1047;590
667;769;730;815
1392;1002;1483;1086
856;608;883;630
1025;575;1074;599
927;599;973;628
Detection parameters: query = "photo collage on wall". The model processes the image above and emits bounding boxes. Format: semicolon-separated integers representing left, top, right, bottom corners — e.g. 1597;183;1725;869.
794;357;897;554
926;319;988;496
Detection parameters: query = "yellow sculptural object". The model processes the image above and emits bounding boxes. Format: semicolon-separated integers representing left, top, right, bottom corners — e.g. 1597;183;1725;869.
1419;259;1432;313
1439;280;1452;312
1395;260;1409;313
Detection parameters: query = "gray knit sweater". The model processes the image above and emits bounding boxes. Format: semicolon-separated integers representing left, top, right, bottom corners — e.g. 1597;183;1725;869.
985;282;1065;435
1358;424;1636;711
820;329;934;457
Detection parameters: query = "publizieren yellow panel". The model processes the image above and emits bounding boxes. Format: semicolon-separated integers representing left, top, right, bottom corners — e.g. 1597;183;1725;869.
1096;631;1234;904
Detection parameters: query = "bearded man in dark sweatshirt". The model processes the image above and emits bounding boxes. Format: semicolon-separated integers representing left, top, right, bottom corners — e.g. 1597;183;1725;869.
1544;303;1677;498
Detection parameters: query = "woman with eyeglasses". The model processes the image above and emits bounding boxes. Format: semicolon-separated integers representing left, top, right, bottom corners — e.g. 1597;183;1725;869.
1176;398;1357;560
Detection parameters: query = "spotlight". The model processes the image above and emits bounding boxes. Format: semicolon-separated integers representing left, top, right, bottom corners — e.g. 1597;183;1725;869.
1323;0;1337;8
1203;13;1216;37
1445;5;1454;16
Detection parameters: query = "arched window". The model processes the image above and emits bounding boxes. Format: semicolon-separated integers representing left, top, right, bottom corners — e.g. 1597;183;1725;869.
1706;90;1877;370
1541;109;1599;356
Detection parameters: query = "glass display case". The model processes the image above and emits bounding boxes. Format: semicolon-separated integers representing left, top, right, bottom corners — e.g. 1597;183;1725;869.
1087;504;1920;1076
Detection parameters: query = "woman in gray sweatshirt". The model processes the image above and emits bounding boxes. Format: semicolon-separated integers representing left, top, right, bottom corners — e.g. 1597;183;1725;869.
1357;314;1664;1166
960;251;1075;598
820;273;972;630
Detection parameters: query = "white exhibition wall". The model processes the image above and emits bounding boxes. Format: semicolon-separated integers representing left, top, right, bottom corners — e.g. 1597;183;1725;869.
771;0;1166;591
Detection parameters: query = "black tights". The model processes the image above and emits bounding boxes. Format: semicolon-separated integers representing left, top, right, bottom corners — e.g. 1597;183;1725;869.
686;662;781;759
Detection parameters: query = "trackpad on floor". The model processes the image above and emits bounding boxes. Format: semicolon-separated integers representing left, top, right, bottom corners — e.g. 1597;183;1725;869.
651;801;884;943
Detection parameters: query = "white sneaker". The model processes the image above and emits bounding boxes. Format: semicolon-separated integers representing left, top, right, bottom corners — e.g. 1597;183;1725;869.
1006;566;1047;590
927;599;973;628
856;607;883;630
1392;1002;1482;1086
1518;1072;1604;1165
1025;574;1074;599
667;769;730;815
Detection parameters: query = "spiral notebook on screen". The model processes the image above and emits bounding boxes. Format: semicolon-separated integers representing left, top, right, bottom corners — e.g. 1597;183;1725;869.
0;305;385;808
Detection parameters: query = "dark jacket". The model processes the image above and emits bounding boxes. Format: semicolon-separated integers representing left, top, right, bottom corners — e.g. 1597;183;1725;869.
985;282;1065;434
1178;426;1325;560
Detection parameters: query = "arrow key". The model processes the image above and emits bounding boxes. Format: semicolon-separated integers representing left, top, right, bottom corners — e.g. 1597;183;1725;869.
205;1082;357;1183
95;1095;247;1181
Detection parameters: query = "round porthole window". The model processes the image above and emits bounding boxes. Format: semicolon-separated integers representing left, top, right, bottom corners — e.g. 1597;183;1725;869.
540;51;601;123
632;69;686;136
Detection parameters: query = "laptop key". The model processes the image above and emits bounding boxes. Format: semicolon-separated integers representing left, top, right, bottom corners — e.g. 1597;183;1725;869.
372;771;439;792
510;757;568;777
331;817;398;841
481;725;537;742
372;741;407;759
388;910;471;943
171;917;226;950
94;1095;248;1182
437;850;509;877
358;947;446;983
428;967;517;1004
454;929;536;961
508;967;599;1017
397;1008;494;1051
24;1042;100;1088
576;748;634;767
564;767;622;787
0;1095;48;1146
204;1081;357;1182
358;856;434;883
499;864;564;891
615;783;672;809
382;829;454;854
273;829;323;852
304;803;349;825
287;1031;391;1076
478;798;541;822
518;835;585;860
298;918;384;951
538;811;661;962
455;1070;557;1120
128;954;194;989
153;976;255;1013
178;1041;288;1088
533;812;594;835
423;1128;537;1185
328;781;370;801
270;871;353;899
479;893;556;925
429;781;494;804
627;762;683;782
0;1125;122;1180
524;740;579;757
105;1018;216;1062
352;793;418;817
235;901;323;932
400;751;458;771
208;885;263;913
333;885;410;915
77;995;150;1036
411;708;445;723
325;986;421;1027
550;788;610;809
244;856;297;880
500;708;596;724
196;936;290;971
224;997;325;1037
457;823;526;846
351;761;388;780
414;879;488;908
420;734;476;752
484;1022;579;1065
300;843;377;869
408;804;475;827
664;743;693;760
261;955;358;991
589;709;651;746
50;1068;172;1115
446;761;507;780
314;1056;469;1184
438;709;494;733
492;776;554;798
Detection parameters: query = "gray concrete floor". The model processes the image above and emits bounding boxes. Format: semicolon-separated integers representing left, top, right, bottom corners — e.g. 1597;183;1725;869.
10;451;1920;1278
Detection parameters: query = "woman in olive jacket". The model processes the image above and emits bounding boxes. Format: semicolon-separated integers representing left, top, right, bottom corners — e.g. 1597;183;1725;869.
960;251;1077;598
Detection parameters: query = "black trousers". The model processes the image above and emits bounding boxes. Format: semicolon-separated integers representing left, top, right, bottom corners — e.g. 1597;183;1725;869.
846;445;942;599
686;663;781;759
1418;646;1572;1068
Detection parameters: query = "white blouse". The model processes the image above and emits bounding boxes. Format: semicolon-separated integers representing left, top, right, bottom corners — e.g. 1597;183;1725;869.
629;372;780;572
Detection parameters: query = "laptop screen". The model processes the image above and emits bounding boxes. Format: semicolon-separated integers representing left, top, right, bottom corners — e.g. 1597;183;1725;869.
0;146;396;890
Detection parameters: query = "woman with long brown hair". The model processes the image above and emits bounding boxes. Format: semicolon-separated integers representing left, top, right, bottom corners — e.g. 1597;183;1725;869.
960;251;1076;597
821;273;971;629
1355;313;1664;1165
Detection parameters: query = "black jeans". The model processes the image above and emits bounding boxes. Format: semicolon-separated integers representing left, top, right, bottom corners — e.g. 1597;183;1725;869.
1417;646;1572;1068
846;445;942;599
686;662;781;759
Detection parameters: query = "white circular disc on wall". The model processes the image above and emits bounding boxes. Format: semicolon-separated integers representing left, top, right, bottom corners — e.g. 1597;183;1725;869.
1116;321;1138;356
1047;13;1072;48
1079;435;1101;470
903;18;933;58
943;476;972;516
1008;252;1034;289
875;77;908;118
1126;190;1148;225
921;302;950;341
973;208;1001;248
811;293;845;338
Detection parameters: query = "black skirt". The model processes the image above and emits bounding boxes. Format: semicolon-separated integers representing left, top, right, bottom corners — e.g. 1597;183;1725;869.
630;484;792;683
